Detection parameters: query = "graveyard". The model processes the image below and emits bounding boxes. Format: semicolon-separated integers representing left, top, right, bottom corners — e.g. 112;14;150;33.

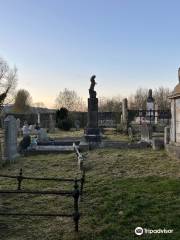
0;73;179;240
0;141;179;240
1;2;180;238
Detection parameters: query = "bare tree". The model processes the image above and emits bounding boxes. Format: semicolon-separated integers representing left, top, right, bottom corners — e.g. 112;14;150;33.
55;88;86;111
99;96;122;112
13;89;32;113
0;57;17;108
154;87;171;109
128;87;171;110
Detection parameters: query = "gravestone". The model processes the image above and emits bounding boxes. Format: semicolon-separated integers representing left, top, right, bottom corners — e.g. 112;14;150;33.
141;123;152;142
84;75;101;143
37;113;41;125
49;114;55;133
164;126;170;145
122;98;128;123
29;124;36;135
37;128;49;142
4;115;18;163
121;98;128;132
74;119;80;130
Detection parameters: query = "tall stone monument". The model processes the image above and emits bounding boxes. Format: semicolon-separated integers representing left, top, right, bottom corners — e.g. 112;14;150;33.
85;75;101;143
146;89;155;122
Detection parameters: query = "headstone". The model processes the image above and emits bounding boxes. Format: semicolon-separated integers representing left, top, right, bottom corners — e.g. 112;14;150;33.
141;123;152;142
4;115;18;163
29;124;36;135
49;114;55;133
164;126;170;145
37;128;49;142
152;138;164;150
37;113;41;125
85;75;101;143
74;119;80;130
121;98;128;132
122;98;128;123
128;127;134;141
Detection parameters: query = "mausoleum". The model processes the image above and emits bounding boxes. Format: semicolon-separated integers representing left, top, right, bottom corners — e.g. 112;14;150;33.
166;68;180;158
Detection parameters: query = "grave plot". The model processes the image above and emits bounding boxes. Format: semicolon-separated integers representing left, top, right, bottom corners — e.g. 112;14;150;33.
0;152;86;240
0;147;179;240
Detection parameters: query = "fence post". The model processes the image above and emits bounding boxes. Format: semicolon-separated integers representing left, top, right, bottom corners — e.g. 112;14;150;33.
17;168;23;190
80;170;85;196
73;178;80;232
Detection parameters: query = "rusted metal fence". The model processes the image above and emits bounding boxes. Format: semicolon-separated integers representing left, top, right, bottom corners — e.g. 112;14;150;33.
0;169;86;232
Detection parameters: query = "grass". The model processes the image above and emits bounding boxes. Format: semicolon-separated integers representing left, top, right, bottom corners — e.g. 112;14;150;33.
0;137;180;239
18;128;130;142
48;129;84;139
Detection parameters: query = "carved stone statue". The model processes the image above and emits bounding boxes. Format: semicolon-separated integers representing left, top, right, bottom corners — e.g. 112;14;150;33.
89;75;97;98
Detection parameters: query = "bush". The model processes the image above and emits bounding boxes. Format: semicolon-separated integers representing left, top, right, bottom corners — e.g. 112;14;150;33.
57;118;72;131
56;107;68;122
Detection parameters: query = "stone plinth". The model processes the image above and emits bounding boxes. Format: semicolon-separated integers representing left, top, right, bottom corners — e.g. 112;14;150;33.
87;97;98;128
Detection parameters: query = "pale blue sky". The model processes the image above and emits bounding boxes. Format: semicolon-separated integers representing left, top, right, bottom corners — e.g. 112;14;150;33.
0;0;180;107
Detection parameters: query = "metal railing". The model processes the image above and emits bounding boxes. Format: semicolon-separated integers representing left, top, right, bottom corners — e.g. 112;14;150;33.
0;170;82;232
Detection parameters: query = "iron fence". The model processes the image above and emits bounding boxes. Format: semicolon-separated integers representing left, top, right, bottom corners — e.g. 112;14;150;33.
0;169;85;232
128;109;171;125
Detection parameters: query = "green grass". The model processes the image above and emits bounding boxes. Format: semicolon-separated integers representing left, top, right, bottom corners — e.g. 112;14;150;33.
0;147;180;239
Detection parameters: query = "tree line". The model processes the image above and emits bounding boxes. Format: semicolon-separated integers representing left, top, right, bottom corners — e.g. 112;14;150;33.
0;56;172;113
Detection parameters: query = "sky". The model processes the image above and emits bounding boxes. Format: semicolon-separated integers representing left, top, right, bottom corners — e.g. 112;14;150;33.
0;0;180;107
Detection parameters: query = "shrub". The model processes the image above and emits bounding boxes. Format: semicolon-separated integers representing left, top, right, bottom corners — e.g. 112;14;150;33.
56;107;68;122
57;118;72;131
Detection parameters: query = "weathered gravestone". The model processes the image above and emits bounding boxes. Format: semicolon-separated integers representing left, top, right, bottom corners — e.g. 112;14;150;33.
37;128;49;142
49;114;55;133
141;123;152;143
164;126;170;145
121;98;128;132
122;98;128;123
37;112;41;125
74;119;80;130
4;115;18;163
